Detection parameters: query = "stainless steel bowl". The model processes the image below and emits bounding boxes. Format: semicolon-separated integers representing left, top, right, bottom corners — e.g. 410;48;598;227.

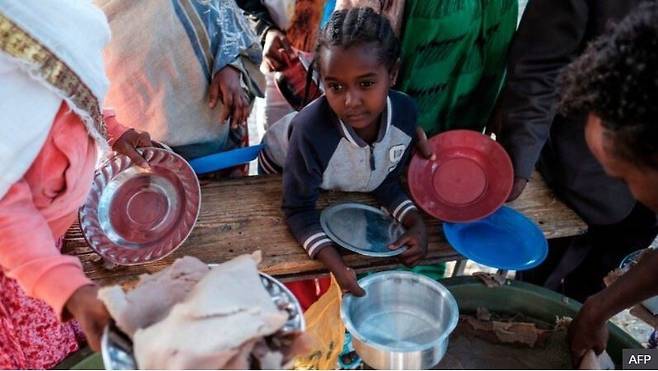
101;272;305;370
79;148;201;266
340;271;459;369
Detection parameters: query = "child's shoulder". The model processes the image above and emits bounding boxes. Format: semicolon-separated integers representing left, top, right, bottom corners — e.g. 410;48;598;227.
388;90;419;133
389;89;417;110
286;96;342;167
290;96;338;140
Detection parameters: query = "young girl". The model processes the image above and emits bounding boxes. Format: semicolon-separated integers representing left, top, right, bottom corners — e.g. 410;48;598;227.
0;1;151;367
267;7;428;295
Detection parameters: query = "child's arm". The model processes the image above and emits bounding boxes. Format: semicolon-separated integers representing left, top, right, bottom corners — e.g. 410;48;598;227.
371;148;428;267
0;180;91;318
0;180;109;350
282;124;364;295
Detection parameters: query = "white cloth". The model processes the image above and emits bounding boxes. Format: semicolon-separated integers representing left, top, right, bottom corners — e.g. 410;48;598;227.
0;0;111;198
0;56;60;198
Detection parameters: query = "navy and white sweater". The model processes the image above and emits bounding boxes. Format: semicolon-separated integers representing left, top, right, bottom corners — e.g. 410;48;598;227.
265;90;420;258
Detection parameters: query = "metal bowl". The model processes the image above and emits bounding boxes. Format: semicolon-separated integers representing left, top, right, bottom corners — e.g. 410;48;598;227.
79;148;201;266
101;272;305;370
340;271;459;369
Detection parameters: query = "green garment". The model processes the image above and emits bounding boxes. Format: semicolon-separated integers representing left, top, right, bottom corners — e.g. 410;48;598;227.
397;0;518;135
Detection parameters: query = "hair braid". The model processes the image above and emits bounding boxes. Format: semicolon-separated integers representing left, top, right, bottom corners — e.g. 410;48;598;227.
315;7;400;71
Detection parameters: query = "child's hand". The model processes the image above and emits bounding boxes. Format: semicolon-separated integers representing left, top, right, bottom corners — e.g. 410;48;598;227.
334;266;365;296
113;128;153;168
209;65;250;128
316;246;366;296
389;211;428;266
415;127;436;161
65;285;110;352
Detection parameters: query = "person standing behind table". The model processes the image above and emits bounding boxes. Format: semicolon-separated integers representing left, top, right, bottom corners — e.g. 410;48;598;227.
550;2;658;364
97;0;265;172
236;0;328;128
396;0;518;135
279;8;429;295
492;0;658;303
0;0;153;367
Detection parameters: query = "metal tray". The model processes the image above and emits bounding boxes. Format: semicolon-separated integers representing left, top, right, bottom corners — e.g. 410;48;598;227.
101;272;305;370
320;203;406;257
79;148;201;266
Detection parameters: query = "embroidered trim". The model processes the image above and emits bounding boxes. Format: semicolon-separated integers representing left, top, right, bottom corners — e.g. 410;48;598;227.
0;13;107;139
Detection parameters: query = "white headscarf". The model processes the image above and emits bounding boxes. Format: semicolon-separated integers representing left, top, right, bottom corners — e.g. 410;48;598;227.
0;0;111;198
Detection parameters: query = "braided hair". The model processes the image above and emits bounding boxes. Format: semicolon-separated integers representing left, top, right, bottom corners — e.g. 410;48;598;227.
559;1;658;169
314;7;400;72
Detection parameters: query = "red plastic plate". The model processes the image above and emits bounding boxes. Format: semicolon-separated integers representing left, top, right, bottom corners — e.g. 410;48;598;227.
408;130;513;222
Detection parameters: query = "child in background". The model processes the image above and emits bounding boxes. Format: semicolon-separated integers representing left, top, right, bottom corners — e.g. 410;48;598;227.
276;8;428;295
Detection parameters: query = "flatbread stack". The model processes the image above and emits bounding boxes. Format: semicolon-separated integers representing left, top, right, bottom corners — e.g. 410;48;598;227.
99;252;308;369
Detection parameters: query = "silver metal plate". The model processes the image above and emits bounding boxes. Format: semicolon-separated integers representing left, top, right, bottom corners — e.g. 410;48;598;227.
320;203;407;257
101;272;305;370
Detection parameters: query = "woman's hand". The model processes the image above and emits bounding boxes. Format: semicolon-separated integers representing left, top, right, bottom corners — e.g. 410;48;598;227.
316;246;365;296
389;210;428;266
112;128;153;168
209;66;250;128
65;285;110;352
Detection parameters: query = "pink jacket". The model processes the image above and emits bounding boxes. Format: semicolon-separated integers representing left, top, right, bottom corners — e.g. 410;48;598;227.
0;102;126;319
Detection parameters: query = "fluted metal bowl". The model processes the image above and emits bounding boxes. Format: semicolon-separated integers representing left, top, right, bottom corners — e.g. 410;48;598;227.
79;148;200;266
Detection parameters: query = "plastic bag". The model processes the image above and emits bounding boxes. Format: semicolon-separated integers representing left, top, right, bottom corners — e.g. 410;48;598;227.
294;275;345;370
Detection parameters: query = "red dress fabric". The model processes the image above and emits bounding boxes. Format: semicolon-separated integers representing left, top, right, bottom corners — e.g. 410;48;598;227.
0;270;83;369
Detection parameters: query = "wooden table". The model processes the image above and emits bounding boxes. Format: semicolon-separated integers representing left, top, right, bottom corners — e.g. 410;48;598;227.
63;172;586;286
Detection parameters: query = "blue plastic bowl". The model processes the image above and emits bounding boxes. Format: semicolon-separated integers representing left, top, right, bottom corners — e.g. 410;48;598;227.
443;206;548;271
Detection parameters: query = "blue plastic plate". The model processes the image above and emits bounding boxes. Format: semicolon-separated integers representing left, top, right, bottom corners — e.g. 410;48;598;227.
188;144;262;175
443;206;548;271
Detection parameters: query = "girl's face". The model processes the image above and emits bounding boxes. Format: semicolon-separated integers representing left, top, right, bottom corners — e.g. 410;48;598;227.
585;113;658;212
318;42;398;131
